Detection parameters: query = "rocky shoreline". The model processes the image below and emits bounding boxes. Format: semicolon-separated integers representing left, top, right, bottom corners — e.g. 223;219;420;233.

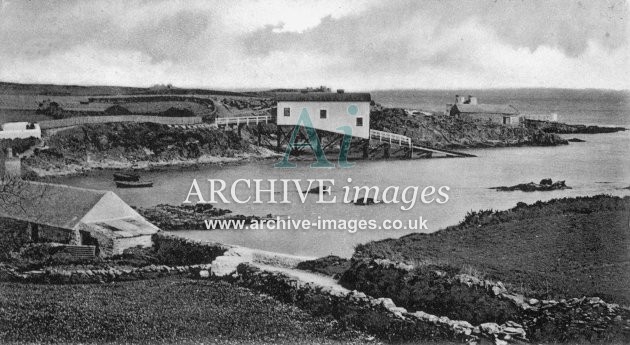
490;178;571;192
525;119;627;134
135;204;274;231
11;110;579;178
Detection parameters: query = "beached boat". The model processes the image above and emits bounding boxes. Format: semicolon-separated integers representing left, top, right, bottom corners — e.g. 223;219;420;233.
113;172;140;181
115;180;153;188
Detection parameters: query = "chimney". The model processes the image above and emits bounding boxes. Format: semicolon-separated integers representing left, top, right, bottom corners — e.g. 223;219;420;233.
337;89;345;94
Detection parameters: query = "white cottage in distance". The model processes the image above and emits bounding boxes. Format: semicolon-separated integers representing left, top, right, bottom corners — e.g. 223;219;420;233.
275;90;372;139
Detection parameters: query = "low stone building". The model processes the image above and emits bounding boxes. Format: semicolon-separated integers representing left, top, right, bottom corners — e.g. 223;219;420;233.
0;122;42;140
0;181;158;256
447;95;522;126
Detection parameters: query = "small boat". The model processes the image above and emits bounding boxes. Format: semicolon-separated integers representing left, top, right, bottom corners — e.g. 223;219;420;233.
113;172;140;181
115;180;153;188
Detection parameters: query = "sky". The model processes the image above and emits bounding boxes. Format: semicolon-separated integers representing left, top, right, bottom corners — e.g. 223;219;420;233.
0;0;628;90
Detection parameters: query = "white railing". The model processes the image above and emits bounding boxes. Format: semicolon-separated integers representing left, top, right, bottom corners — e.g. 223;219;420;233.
522;113;558;122
216;115;271;126
369;129;411;147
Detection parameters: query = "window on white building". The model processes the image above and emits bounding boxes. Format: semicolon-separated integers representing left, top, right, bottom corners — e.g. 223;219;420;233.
320;109;327;119
356;117;363;126
284;108;290;117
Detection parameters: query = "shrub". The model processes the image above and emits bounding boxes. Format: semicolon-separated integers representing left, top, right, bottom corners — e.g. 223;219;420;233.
340;260;520;325
0;219;31;261
152;235;226;265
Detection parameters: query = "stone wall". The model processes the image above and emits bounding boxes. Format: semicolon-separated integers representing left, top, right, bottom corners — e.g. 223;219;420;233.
1;262;210;284
152;233;230;265
234;263;523;344
340;259;520;325
340;258;630;343
79;227;114;257
454;274;630;342
38;115;203;129
37;224;80;244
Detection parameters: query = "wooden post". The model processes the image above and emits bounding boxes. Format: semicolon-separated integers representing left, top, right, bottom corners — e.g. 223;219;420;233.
276;126;282;152
383;143;390;159
362;139;369;159
257;122;262;146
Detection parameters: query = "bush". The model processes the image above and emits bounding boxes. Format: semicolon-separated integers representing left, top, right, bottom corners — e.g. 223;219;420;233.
36;100;66;119
160;107;195;117
296;255;351;278
153;235;226;265
0;219;32;261
110;246;160;267
340;260;520;325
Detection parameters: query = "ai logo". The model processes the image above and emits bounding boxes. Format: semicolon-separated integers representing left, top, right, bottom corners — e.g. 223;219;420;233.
274;105;359;169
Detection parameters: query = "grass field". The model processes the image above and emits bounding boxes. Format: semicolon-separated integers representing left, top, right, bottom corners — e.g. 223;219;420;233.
0;109;51;123
123;101;214;117
0;276;373;345
354;195;630;305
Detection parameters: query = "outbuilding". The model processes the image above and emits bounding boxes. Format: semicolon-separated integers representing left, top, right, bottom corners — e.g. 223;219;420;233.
0;122;41;140
448;95;522;126
0;181;158;256
275;91;372;139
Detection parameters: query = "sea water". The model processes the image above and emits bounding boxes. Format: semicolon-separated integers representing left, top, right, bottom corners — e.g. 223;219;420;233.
56;89;630;257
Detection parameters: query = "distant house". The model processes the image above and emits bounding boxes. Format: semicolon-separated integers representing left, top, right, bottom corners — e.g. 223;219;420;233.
275;91;372;139
448;95;522;126
0;122;41;140
0;182;158;257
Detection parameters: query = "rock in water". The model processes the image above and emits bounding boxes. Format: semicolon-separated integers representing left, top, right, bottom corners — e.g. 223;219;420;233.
490;179;571;192
354;197;377;206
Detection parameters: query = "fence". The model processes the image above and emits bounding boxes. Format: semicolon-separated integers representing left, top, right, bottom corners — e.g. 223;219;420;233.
522;113;558;122
39;115;203;129
215;115;271;127
370;129;412;147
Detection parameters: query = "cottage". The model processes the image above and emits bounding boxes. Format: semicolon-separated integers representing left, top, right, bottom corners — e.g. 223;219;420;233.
447;95;522;126
0;181;158;256
0;122;41;140
275;91;372;139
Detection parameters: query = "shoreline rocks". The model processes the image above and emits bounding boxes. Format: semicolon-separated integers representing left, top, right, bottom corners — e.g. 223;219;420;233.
353;197;378;206
135;204;273;230
568;137;586;142
490;178;571;192
526;119;626;134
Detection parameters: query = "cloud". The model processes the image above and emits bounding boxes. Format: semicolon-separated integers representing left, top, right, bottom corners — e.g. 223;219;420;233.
0;0;627;89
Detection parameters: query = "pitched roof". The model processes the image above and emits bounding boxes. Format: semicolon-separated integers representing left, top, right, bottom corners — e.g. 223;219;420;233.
86;218;158;238
0;181;109;229
275;92;371;102
454;104;519;115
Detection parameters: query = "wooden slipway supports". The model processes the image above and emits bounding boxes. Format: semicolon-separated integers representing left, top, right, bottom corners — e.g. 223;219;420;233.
220;122;473;160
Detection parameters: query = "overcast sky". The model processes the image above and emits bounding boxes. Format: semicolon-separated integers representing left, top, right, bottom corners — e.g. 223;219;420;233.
0;0;628;90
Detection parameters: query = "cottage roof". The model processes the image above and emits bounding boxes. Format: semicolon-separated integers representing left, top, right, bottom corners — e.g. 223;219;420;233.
0;181;110;229
85;218;157;238
454;104;519;115
276;92;371;102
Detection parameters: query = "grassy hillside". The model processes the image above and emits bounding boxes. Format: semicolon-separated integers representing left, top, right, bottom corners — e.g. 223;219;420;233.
0;277;370;344
0;81;259;97
354;195;630;305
